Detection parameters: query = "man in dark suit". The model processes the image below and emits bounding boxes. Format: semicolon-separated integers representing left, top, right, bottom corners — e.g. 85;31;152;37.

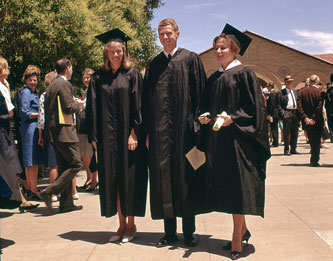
40;59;84;213
266;82;279;147
297;75;324;166
277;75;299;155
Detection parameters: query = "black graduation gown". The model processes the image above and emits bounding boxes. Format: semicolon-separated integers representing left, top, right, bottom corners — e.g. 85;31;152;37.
86;67;148;218
201;64;270;217
142;48;207;219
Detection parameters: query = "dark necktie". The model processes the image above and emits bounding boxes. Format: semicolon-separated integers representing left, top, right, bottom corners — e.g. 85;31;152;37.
168;54;172;62
290;90;296;109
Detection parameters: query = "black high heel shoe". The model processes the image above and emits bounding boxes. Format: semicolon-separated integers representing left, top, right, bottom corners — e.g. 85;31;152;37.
85;183;99;192
19;203;39;213
28;191;41;201
223;230;251;250
230;250;242;260
78;181;91;189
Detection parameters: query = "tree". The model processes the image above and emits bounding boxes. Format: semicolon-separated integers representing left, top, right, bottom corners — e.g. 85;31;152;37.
0;0;163;93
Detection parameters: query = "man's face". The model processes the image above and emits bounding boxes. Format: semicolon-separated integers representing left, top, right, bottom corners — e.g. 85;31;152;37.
285;80;293;89
158;25;179;52
66;65;73;80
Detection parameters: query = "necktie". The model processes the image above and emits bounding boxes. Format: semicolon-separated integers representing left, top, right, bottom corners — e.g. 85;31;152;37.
168;54;172;62
290;90;296;109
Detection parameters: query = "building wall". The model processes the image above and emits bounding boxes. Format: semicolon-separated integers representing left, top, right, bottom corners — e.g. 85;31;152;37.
199;32;333;90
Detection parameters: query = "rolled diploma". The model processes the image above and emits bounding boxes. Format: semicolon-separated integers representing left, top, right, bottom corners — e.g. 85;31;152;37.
213;111;227;131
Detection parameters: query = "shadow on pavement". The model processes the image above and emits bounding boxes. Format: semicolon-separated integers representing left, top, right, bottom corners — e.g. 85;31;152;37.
0;238;15;252
281;163;333;168
58;231;256;259
0;212;14;219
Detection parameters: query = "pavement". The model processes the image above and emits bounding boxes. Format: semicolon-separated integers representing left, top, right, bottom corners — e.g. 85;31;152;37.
1;133;333;261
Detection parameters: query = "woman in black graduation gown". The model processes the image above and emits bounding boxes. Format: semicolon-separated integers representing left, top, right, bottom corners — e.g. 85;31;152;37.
86;29;147;243
198;24;270;259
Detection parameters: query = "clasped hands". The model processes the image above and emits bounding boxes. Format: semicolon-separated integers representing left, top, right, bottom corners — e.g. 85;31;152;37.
305;117;315;125
198;112;233;126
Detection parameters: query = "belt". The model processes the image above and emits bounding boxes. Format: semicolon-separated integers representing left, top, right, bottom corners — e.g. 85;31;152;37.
286;109;297;111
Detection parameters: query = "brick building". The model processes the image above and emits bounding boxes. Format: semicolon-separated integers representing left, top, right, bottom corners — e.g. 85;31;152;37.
199;30;333;90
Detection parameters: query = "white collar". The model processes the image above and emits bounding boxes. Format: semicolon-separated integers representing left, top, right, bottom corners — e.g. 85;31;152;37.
219;59;242;72
310;84;318;88
60;75;67;81
164;47;178;58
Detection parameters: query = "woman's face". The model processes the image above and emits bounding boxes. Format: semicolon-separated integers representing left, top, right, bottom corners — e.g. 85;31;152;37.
214;38;236;66
0;62;10;81
26;75;38;91
82;73;91;88
107;42;124;71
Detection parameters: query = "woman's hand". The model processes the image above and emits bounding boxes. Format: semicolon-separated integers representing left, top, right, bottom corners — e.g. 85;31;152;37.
198;112;211;124
218;114;233;126
128;129;138;151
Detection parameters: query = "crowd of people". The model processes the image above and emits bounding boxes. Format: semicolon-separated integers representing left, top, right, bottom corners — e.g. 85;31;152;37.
262;74;333;167
0;18;331;260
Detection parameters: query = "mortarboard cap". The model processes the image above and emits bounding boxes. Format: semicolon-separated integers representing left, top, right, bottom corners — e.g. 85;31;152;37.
95;28;131;44
221;23;252;56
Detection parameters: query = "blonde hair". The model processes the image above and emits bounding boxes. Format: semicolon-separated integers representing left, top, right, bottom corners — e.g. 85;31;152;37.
213;33;240;55
102;41;131;71
22;64;41;83
158;18;179;32
0;56;9;77
44;71;57;88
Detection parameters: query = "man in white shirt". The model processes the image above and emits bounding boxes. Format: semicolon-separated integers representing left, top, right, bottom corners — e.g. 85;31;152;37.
277;75;300;155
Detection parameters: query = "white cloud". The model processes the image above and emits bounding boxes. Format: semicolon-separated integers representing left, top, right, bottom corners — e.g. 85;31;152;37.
279;40;297;46
292;29;333;53
278;29;333;53
184;3;214;10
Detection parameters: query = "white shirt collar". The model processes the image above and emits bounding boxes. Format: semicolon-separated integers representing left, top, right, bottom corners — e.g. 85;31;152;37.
60;75;67;81
164;47;178;58
219;59;242;72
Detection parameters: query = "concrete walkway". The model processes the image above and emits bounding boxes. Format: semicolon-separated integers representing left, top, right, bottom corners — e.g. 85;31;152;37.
1;134;333;260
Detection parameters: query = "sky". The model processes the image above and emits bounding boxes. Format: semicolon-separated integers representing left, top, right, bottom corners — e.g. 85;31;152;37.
150;0;333;55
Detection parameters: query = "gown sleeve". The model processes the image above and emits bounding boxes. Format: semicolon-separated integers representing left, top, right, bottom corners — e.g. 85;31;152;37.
86;74;98;143
129;68;142;131
229;69;270;161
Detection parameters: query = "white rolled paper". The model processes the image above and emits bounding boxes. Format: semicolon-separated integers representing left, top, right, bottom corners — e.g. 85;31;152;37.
212;111;227;131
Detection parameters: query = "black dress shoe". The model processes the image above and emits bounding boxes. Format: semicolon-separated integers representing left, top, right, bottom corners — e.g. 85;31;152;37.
19;203;40;213
284;151;291;156
184;234;198;247
310;162;320;167
290;150;299;154
156;234;178;248
39;189;52;211
59;205;83;213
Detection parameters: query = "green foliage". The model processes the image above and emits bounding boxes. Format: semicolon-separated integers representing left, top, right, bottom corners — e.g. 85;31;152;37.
0;0;162;94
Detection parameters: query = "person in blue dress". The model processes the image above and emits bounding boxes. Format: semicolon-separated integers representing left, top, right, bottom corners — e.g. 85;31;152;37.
20;65;43;200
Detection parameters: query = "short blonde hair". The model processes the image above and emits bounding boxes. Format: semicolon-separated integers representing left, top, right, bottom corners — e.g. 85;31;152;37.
158;18;179;32
22;64;41;83
213;33;241;55
102;41;131;71
0;56;9;77
44;71;57;88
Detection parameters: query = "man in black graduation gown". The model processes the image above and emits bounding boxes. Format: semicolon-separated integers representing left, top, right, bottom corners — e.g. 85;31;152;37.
142;18;206;247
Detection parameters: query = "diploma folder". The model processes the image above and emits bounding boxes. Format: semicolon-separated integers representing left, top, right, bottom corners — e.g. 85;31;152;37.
185;146;206;171
57;96;74;125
